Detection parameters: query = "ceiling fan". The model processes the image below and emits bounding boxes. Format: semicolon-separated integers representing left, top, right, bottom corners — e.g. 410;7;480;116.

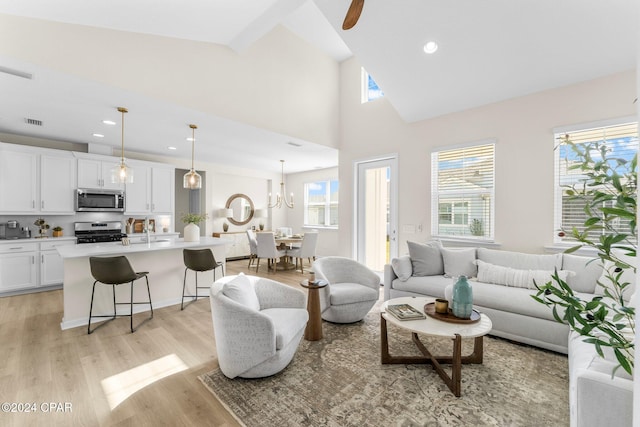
342;0;364;30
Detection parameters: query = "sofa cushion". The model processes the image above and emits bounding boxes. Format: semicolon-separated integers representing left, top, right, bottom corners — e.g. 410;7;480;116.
391;275;453;299
562;254;602;294
446;280;564;321
391;256;413;281
477;247;562;270
222;273;260;311
441;247;477;278
476;260;571;290
407;241;444;276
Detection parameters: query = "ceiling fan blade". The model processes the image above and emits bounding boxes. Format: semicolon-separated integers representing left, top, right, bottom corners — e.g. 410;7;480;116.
342;0;364;30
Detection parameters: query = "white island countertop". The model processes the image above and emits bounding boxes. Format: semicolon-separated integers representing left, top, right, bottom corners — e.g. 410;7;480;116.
59;236;231;330
57;236;231;259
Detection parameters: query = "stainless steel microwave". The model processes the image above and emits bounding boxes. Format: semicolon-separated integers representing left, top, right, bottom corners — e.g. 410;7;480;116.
75;189;125;212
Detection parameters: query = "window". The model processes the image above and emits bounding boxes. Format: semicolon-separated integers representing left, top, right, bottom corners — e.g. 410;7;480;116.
361;68;384;103
554;120;638;243
304;179;339;228
431;142;495;240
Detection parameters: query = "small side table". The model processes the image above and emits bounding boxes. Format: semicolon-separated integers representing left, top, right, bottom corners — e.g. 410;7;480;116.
300;279;327;341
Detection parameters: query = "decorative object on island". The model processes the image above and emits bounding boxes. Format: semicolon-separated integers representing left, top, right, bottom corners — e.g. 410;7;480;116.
218;208;233;232
33;218;50;238
183;123;202;189
255;208;267;230
52;226;63;237
452;275;473;319
268;160;294;209
111;106;134;184
181;212;208;242
533;134;636;376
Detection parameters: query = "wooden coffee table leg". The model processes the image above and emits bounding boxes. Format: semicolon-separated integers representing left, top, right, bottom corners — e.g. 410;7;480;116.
381;315;431;365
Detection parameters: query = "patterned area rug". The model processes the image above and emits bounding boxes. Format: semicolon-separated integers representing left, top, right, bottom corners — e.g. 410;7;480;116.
199;306;569;427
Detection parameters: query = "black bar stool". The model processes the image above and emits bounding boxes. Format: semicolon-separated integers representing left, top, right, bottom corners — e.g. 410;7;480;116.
88;256;153;334
182;248;224;310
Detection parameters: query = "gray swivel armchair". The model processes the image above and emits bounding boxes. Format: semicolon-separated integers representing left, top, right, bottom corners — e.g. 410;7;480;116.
210;274;309;378
312;256;380;323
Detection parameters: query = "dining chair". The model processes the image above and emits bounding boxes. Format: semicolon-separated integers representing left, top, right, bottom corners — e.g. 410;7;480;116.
256;232;287;272
246;229;258;269
287;232;319;273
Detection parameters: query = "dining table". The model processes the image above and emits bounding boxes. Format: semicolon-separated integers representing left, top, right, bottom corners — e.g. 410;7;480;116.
274;236;303;270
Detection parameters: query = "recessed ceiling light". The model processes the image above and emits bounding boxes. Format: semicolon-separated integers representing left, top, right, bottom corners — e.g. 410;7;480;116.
93;133;105;138
423;41;438;54
102;120;116;125
186;137;195;142
167;146;177;150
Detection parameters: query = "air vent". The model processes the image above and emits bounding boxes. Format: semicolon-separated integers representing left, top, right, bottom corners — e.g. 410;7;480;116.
25;118;43;126
287;141;302;147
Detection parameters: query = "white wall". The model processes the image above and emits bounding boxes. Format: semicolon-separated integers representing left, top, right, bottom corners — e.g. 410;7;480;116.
337;58;637;257
0;14;340;149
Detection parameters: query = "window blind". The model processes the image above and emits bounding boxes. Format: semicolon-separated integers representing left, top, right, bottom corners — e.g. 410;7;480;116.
554;121;638;243
431;142;495;240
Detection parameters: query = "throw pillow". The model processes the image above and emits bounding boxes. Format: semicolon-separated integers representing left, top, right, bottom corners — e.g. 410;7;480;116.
391;256;413;281
441;248;477;278
407;241;444;276
476;260;571;290
222;273;260;311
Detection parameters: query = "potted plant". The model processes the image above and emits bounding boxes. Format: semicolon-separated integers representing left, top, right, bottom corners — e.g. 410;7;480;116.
533;135;636;375
52;226;63;237
34;218;50;238
181;212;208;242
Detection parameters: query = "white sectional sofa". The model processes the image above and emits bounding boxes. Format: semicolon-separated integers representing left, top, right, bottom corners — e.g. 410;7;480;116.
384;241;634;426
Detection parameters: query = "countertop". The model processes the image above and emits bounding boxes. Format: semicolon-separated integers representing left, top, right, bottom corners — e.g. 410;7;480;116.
56;236;231;259
0;236;77;244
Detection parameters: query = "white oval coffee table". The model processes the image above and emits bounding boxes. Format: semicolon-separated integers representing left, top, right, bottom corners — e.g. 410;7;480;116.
381;296;492;397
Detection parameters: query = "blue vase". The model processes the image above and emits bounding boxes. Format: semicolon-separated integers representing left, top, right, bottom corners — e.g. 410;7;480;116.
452;275;473;319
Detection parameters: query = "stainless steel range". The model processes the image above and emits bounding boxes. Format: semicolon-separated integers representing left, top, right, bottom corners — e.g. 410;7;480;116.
74;221;126;244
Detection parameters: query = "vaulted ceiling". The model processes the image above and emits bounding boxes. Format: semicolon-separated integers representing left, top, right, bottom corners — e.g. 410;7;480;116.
0;0;636;173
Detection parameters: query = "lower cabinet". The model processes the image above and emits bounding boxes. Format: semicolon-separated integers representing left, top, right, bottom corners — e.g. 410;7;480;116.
0;243;38;292
39;240;75;287
0;239;75;294
213;232;250;260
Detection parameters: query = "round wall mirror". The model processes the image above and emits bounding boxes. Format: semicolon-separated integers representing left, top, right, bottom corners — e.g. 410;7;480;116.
225;193;254;226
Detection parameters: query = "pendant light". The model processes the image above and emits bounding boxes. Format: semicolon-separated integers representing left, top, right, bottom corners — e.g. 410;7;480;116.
183;124;202;189
111;106;133;184
268;160;294;209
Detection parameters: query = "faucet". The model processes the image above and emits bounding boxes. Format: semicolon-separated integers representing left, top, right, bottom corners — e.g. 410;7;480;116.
143;217;151;243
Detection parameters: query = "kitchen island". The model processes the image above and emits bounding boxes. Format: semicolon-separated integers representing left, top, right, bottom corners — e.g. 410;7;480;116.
57;237;230;330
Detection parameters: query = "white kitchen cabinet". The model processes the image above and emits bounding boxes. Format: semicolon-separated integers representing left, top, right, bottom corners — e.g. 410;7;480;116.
0;242;38;292
77;157;124;190
150;167;174;213
0;149;37;212
213;232;250;260
124;163;151;213
40;154;76;214
0;144;75;214
40;240;76;287
125;164;174;214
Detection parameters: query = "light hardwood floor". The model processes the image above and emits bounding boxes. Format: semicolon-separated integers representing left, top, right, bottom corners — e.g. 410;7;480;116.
0;259;314;427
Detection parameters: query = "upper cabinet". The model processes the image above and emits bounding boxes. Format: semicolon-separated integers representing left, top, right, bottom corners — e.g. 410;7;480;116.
77;157;124;190
125;161;174;214
0;144;76;214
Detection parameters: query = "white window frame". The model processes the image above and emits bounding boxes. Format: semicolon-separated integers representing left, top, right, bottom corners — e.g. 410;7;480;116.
553;116;638;244
303;179;339;229
361;68;384;103
431;140;496;241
